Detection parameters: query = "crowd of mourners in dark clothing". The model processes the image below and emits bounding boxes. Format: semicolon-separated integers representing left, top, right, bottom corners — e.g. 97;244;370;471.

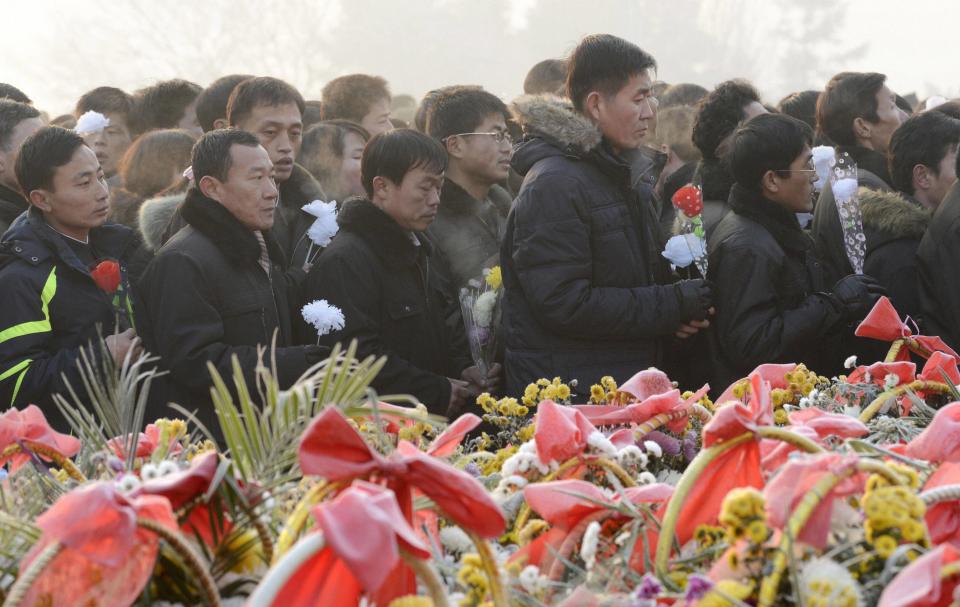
2;33;960;436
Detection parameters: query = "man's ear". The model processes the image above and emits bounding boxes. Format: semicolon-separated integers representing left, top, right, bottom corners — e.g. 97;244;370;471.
761;170;781;195
913;163;932;192
371;175;389;200
853;116;872;142
583;91;603;123
444;136;464;160
28;189;51;212
198;175;221;201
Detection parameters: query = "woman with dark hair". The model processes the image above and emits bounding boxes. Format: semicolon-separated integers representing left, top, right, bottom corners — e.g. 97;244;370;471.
298;119;369;203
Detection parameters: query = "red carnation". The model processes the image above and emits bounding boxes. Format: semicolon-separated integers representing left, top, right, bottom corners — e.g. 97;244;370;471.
91;260;121;294
672;185;703;218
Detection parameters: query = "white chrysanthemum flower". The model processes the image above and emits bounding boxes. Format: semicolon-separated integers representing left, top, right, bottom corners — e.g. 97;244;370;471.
832;177;859;202
662;233;706;268
812;145;835;191
302;200;339;247
503;440;550;475
643;440;663;459
473;290;498;328
157;460;179;477
75;110;110;134
798;557;863;607
657;469;683;485
884;373;900;390
116;474;142;494
302;300;346;337
439;525;473;554
492;475;529;504
587;431;617;457
580;521;601;570
638;471;657;485
518;565;547;594
140;463;160;481
617;445;648;469
844;355;858;369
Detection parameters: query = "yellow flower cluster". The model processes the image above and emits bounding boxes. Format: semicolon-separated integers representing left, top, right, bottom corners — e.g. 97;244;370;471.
477;393;529;427
518;519;550;545
719;487;770;545
694;524;726;549
523;377;572;407
481;444;518;476
682;390;714;412
456;553;491;607
802;571;860;607
588;376;619;404
398;420;432;442
732;365;827;425
862;477;928;557
388;597;435;607
484;265;502;291
697;579;755;607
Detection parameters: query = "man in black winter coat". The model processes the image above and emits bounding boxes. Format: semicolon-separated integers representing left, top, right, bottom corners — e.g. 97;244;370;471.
708;114;886;389
300;129;494;416
0;127;141;428
0;100;43;235
811;72;904;281
137;130;328;434
501;35;714;395
918;179;960;352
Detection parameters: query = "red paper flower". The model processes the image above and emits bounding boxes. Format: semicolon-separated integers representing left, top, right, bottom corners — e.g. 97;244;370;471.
671;185;703;218
90;260;121;294
0;405;81;473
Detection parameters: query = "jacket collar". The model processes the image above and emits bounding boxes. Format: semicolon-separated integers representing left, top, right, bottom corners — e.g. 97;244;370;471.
180;187;286;268
0;183;28;215
439;179;511;217
860;187;931;240
336;198;430;267
727;183;813;253
836;145;892;186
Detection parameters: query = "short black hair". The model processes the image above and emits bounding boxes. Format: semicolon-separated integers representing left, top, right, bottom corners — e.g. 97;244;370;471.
816;72;887;147
226;77;305;128
75;86;135;122
888;111;960;195
131;79;202;135
932;99;960;121
361;129;446;197
196;74;253;133
15;126;87;195
0;83;30;105
414;85;479;133
566;34;657;113
730;113;813;191
523;59;568;95
0;100;40;150
777;90;821;131
191;129;262;183
426;87;508;142
692;79;763;160
660;83;709;109
303;100;324;129
320;74;391;123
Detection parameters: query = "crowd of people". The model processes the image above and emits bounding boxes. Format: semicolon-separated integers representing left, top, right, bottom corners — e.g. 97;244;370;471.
1;33;959;434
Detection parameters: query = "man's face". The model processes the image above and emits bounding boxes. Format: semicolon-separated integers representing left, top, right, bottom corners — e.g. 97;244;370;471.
177;98;203;138
768;145;816;213
206;144;279;231
448;113;513;188
866;85;903;154
375;165;443;232
336;130;366;200
360;97;393;138
592;70;656;153
32;145;110;234
0;116;43;190
926;144;959;208
82;112;132;179
234;103;303;183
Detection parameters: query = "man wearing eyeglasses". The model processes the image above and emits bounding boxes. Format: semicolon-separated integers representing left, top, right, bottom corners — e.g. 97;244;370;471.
707;113;885;389
426;87;514;290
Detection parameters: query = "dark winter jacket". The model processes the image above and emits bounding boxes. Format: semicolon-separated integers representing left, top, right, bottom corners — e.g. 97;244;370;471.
0;183;28;237
918;182;960;351
707;184;845;389
501;94;689;395
0;209;139;430
136;188;325;433
811;146;893;282
271;163;327;270
299;199;472;414
695;158;735;240
426;179;511;290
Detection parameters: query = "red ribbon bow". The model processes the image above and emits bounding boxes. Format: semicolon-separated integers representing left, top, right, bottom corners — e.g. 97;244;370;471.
0;405;81;473
879;543;960;607
856;296;960;362
298;407;505;538
534;400;600;464
906;401;960;463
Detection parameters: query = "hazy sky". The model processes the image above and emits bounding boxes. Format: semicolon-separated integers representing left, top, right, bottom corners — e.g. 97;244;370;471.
3;0;957;116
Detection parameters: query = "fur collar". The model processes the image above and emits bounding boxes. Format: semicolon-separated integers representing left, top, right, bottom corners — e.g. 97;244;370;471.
510;94;602;153
860;187;931;239
180;188;285;267
138;193;185;252
336;198;430;267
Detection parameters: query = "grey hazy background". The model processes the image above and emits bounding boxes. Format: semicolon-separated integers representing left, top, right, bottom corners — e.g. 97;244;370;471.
4;0;958;115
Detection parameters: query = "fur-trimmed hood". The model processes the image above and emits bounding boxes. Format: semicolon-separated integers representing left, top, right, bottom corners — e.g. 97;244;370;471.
860;187;931;241
138;192;185;252
510;94;602;176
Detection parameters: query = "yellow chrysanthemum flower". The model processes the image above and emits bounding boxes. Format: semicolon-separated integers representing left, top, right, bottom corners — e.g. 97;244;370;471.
484;266;502;290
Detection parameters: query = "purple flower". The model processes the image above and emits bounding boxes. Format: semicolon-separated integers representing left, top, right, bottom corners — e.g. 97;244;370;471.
634;573;664;599
684;574;713;601
682;430;699;462
464;462;481;477
644;430;681;457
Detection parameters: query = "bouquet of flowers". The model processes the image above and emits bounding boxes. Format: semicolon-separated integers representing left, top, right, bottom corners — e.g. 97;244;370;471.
459;266;502;376
830;151;867;274
663;185;708;276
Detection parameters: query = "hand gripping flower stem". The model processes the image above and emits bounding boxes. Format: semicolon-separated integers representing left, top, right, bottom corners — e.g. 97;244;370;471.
757;460;905;607
137;517;222;607
512;456;636;539
858;381;951;422
1;441;85;482
654;428;823;589
1;541;61;607
275;480;344;561
466;530;508;607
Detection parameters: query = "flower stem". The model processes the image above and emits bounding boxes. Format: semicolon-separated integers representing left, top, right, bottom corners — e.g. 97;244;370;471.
884;339;905;362
1;441;85;482
400;547;450;607
466;530;508;607
1;541;61;607
138;517;221;607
